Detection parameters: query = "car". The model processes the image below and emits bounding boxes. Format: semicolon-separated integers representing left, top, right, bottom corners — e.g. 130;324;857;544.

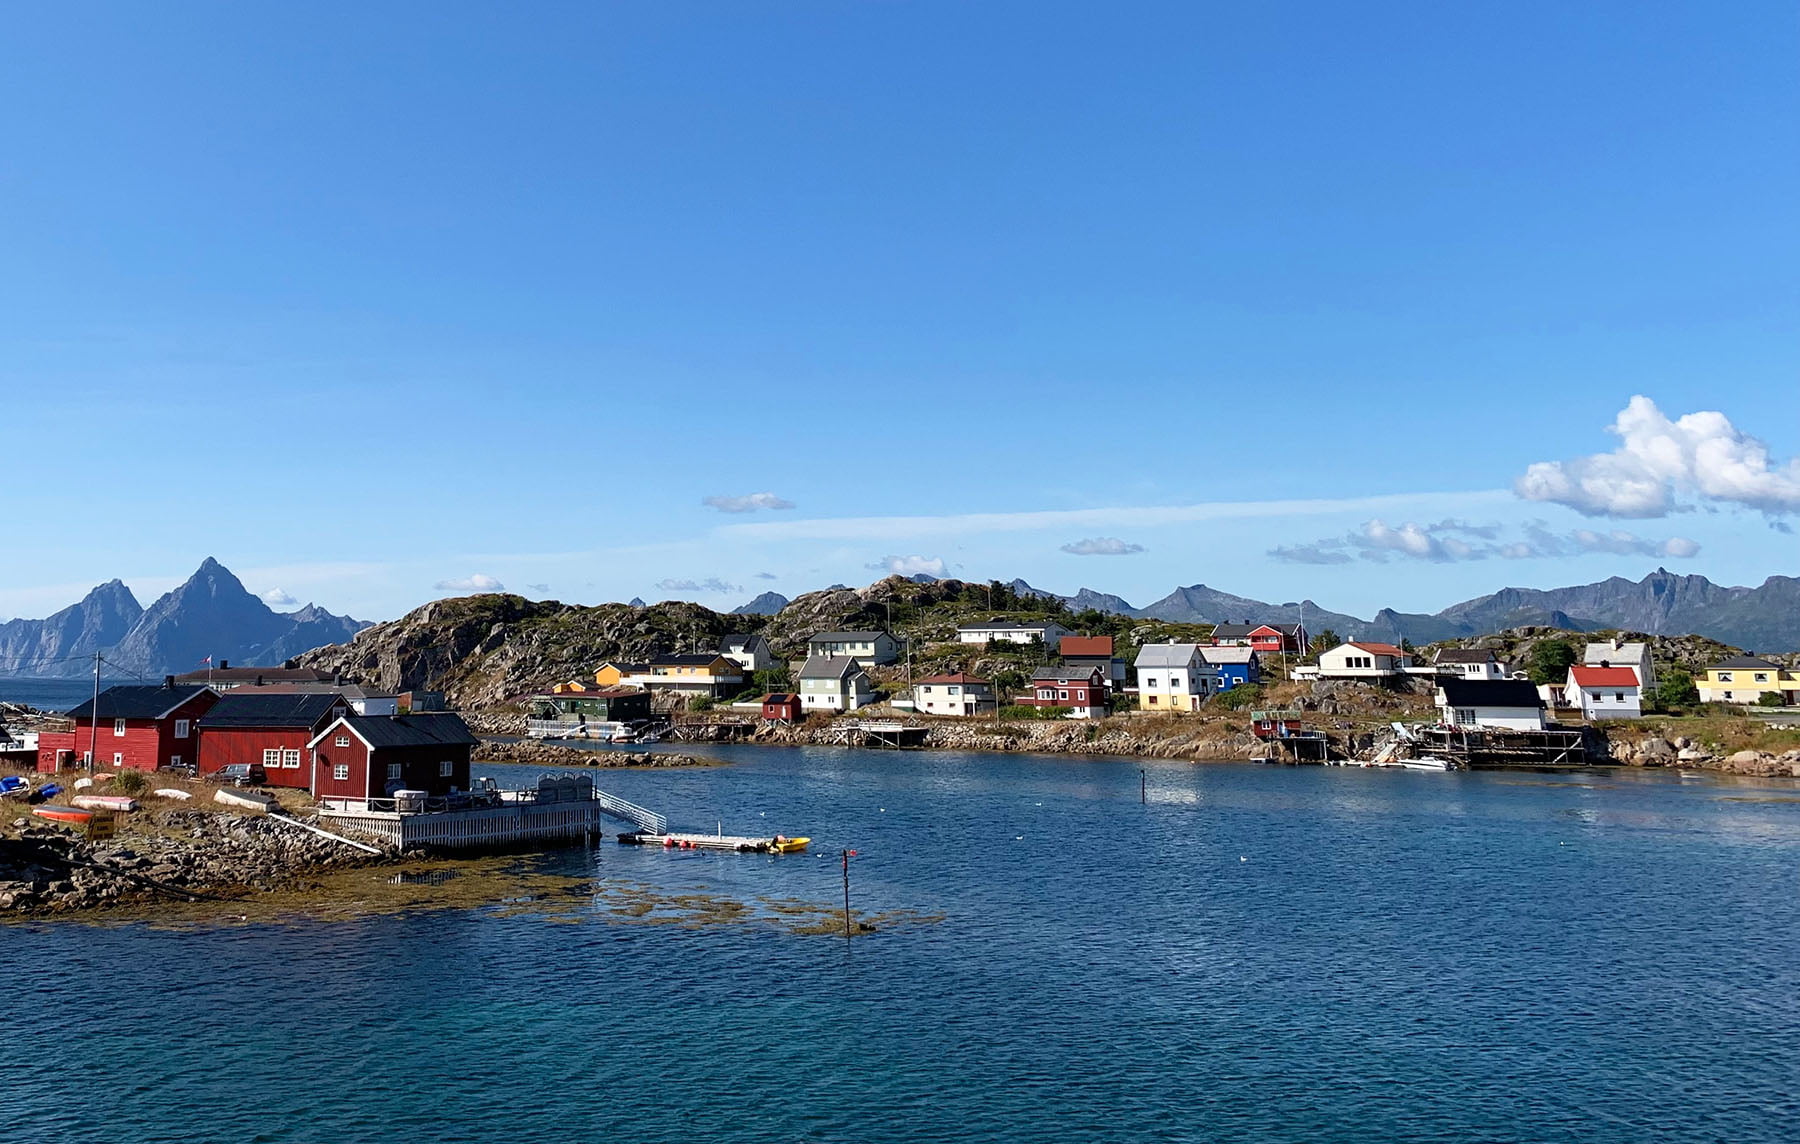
215;762;267;787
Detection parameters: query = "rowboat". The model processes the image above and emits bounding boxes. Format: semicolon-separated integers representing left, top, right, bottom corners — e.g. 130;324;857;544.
0;775;30;799
154;788;193;801
769;836;810;853
73;795;138;812
73;777;94;790
215;787;277;812
33;805;94;825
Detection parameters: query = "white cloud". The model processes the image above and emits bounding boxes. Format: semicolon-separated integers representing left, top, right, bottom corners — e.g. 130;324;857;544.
868;555;947;578
1517;395;1800;518
1061;537;1146;556
434;574;505;593
754;571;779;580
1270;519;1701;565
259;587;298;607
654;577;741;594
715;490;1513;542
702;492;795;514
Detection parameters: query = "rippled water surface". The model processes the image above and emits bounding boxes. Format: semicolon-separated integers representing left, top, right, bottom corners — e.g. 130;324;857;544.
10;747;1800;1143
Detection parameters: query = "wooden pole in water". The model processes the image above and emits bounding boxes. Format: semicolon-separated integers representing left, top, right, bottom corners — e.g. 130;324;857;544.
841;848;857;938
1141;769;1146;804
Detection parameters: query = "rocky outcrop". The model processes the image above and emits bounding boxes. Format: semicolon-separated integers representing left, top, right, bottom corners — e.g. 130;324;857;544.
751;716;1268;760
473;739;720;768
0;810;388;915
1602;734;1800;776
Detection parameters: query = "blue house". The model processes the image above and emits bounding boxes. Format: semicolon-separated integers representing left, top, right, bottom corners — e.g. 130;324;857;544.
1202;646;1261;691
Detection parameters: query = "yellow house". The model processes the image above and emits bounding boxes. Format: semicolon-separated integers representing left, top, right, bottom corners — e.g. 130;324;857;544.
550;680;590;694
647;654;740;680
1697;656;1800;704
593;661;650;687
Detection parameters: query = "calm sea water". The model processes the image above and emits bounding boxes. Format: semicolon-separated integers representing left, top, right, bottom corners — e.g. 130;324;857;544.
0;676;132;713
8;745;1800;1143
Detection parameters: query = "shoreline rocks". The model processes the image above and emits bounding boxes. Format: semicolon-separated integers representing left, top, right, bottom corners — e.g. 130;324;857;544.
473;738;720;769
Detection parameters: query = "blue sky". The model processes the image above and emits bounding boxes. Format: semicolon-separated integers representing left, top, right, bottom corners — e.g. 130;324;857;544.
2;2;1796;622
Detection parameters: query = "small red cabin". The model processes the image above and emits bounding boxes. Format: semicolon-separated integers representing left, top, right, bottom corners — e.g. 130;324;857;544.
196;691;350;789
308;713;477;801
37;682;219;773
761;693;802;723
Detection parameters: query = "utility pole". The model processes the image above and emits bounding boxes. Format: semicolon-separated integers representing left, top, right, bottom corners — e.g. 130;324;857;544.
88;651;101;770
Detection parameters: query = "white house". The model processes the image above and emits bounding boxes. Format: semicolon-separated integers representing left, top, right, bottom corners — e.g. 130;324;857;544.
1583;639;1656;694
1567;665;1642;720
956;620;1072;648
912;672;997;716
806;631;900;666
1435;678;1547;730
1315;642;1413;680
719;633;775;674
1432;648;1510;680
798;656;875;712
1133;643;1220;712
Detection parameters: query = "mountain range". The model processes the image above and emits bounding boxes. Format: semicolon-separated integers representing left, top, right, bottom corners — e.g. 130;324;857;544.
0;558;369;678
994;569;1800;652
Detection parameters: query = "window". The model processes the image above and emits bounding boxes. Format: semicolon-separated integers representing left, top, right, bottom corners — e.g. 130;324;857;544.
1755;673;1769;683
1148;696;1158;705
1144;677;1158;688
174;719;190;738
263;748;282;767
169;754;181;769
333;763;349;781
1038;689;1055;701
1454;709;1475;725
283;750;301;769
1058;690;1069;701
1724;691;1734;700
113;752;123;766
947;686;960;696
335;735;351;748
387;763;402;780
114;718;126;737
440;760;454;777
1615;693;1625;703
1719;672;1733;683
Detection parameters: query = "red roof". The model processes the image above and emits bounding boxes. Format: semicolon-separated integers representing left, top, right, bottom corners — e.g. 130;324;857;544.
1571;666;1639;688
916;673;991;685
1060;636;1114;657
1348;642;1406;656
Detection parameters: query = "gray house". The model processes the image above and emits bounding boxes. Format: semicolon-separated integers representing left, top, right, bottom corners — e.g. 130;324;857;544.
806;630;900;665
798;656;875;712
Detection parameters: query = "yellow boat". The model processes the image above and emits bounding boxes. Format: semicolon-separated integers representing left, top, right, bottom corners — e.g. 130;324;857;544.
769;836;810;854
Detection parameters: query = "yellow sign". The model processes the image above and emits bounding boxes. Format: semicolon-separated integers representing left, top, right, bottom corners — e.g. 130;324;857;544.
85;811;116;842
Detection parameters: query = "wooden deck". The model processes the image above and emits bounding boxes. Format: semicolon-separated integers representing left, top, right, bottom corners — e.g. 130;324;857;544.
318;774;666;850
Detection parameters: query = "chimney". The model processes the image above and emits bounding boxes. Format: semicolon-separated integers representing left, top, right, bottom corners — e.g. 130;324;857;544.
220;659;229;670
163;675;175;689
334;671;343;686
256;674;265;686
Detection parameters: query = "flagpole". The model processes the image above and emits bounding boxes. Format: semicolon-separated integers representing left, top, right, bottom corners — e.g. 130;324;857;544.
88;651;101;771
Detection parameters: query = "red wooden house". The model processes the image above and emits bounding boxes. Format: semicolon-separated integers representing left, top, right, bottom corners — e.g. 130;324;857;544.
1210;622;1307;655
196;691;350;789
308;713;477;801
761;693;803;723
1015;665;1110;720
37;682;219;773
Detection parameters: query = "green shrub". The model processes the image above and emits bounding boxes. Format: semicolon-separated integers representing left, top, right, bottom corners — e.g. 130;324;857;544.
689;695;715;713
1212;684;1264;711
111;768;149;795
1654;669;1699;711
1757;691;1787;708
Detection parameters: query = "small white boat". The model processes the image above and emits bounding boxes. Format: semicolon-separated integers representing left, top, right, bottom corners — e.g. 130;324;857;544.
154;788;193;801
1398;757;1456;772
215;787;277;813
73;777;94;790
73;794;139;811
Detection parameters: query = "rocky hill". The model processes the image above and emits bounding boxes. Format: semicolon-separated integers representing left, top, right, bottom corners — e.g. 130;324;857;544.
0;559;368;678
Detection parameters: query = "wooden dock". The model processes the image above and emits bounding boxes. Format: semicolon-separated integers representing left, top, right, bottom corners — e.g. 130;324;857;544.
825;720;929;749
318;774;666;850
1414;725;1589;768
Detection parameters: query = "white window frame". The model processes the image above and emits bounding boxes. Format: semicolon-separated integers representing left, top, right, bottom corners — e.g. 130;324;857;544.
263;748;282;767
439;760;454;777
174;719;190;738
169;754;180;769
332;763;349;781
283;749;302;769
114;718;127;737
113;752;123;766
387;763;402;781
335;735;351;748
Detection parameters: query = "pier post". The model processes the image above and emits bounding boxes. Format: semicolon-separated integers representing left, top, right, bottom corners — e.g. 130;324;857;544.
841;848;857;938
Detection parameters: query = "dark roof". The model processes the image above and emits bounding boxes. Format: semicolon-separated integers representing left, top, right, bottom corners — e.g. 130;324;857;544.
763;693;798;704
1434;648;1497;664
720;633;765;651
809;631;889;642
66;684;214;721
172;667;336;685
1708;656;1782;671
1032;665;1103;683
1437;678;1544;708
333;713;477;750
199;692;346;729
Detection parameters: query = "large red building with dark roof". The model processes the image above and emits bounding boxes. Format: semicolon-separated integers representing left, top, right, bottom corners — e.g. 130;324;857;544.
37;682;219;773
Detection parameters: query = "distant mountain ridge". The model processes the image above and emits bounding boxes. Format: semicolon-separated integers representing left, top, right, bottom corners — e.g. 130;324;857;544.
1007;569;1800;651
0;558;369;678
732;591;790;615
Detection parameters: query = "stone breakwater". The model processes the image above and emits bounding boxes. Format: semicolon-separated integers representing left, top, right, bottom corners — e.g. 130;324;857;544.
755;718;1268;760
1607;735;1800;777
473;738;720;768
1;810;390;916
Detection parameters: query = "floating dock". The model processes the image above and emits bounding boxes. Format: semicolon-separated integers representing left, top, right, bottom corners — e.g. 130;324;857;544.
618;831;809;854
319;774;667;850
